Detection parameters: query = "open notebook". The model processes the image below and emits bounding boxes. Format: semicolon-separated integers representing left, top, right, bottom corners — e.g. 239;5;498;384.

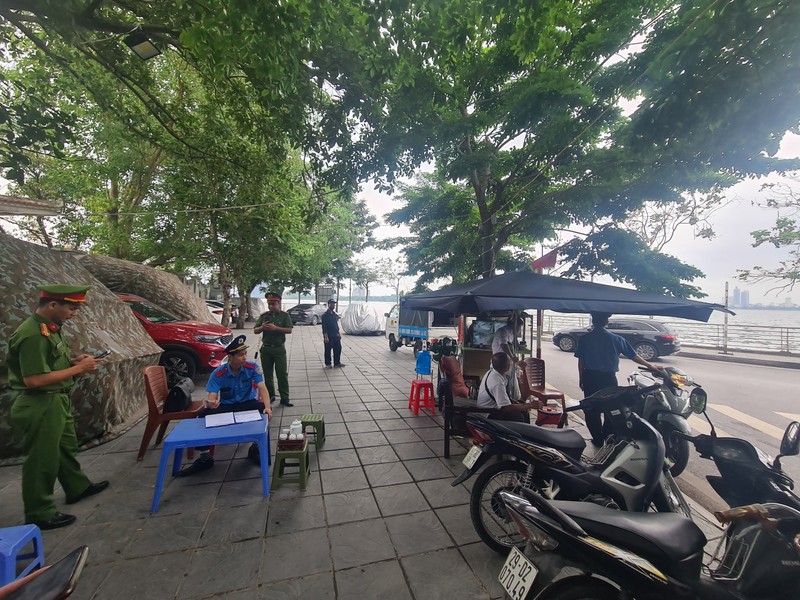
205;410;263;428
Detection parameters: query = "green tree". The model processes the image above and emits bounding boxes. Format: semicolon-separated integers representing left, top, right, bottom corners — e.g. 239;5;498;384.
372;0;800;296
738;174;800;291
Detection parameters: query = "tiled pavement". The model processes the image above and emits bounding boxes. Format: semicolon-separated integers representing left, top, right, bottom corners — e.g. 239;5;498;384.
0;325;723;599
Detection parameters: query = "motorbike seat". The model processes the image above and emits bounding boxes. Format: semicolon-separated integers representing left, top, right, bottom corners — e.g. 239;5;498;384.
553;500;706;577
497;421;586;454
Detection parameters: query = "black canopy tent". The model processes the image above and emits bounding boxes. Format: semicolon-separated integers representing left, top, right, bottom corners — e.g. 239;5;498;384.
402;270;732;322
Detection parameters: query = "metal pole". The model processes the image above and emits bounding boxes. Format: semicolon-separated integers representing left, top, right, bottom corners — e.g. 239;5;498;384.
720;282;732;355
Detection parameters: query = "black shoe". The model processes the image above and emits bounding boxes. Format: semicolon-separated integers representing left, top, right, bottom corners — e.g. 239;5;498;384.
334;363;345;368
324;364;332;369
279;400;294;407
247;443;261;466
66;480;109;505
176;456;214;477
270;396;277;404
34;512;76;530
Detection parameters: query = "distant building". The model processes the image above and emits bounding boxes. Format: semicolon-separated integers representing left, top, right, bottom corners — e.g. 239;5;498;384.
733;286;741;307
741;290;750;308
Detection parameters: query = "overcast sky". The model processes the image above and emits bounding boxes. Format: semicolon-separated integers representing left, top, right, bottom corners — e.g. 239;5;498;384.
356;133;800;304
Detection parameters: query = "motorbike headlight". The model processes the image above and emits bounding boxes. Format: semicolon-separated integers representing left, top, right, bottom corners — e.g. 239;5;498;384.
670;373;688;387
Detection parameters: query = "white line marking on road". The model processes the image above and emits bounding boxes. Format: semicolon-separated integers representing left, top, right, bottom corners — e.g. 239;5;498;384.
688;414;731;438
777;412;800;422
708;404;785;440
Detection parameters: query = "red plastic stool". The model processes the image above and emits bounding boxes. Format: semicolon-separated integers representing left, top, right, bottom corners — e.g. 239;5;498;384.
408;379;436;415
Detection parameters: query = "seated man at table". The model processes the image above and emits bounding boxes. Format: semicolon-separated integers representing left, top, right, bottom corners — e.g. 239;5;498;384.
477;353;539;423
177;335;273;476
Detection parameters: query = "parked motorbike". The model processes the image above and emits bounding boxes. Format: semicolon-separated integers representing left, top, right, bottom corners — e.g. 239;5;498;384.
628;366;699;476
495;422;800;600
679;387;800;511
452;383;693;555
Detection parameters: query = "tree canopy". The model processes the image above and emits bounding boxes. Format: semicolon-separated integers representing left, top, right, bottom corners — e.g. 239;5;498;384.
375;0;800;296
3;0;800;301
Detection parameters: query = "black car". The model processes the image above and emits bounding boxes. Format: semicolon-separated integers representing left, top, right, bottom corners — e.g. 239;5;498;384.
552;318;680;360
287;303;328;325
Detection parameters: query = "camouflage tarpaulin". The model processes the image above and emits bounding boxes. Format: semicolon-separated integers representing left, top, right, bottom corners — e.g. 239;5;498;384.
77;253;215;323
0;234;162;460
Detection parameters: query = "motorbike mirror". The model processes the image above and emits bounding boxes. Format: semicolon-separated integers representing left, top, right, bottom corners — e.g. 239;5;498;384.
689;387;707;414
779;421;800;457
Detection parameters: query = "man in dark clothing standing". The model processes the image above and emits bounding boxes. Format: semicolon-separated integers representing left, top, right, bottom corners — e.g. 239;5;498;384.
321;298;344;368
254;293;294;407
575;312;661;445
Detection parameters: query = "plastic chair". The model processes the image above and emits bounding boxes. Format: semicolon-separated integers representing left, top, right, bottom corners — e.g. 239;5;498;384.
137;366;205;461
519;358;567;422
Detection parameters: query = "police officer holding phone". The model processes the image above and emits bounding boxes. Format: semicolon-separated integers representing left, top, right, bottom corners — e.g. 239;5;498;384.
6;285;109;530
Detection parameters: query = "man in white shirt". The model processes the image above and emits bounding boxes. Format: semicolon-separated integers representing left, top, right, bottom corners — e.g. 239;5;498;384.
477;353;538;423
491;316;524;401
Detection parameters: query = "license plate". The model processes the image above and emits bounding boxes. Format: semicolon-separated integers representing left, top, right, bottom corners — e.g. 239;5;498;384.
499;546;538;600
462;444;483;469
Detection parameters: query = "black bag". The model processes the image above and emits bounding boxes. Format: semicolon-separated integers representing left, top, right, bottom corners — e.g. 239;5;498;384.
164;377;195;413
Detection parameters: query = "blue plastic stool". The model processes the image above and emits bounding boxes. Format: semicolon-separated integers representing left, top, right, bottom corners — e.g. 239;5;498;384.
0;525;45;585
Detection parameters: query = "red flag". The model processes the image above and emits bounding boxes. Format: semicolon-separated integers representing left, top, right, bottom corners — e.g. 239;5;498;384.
531;247;559;271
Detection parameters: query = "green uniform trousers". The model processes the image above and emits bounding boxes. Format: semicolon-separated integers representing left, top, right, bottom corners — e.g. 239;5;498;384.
10;392;91;523
260;345;289;402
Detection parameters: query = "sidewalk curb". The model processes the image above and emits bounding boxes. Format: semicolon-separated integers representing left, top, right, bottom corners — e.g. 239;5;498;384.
678;350;800;370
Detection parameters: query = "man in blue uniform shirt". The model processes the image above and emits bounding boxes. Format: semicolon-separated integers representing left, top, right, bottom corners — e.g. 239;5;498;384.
575;312;661;445
177;335;272;476
321;298;344;368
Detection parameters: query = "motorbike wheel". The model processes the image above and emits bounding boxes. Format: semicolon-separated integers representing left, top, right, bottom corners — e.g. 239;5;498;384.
661;427;690;477
470;460;542;555
651;470;692;519
388;335;399;351
543;582;621;600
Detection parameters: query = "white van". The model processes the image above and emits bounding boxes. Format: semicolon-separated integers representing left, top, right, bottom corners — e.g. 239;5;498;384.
384;302;457;354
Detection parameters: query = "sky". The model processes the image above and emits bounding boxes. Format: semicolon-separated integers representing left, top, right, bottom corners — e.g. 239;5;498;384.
354;133;800;305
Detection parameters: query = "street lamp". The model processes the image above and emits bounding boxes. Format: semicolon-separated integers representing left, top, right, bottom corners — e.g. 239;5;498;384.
123;31;161;60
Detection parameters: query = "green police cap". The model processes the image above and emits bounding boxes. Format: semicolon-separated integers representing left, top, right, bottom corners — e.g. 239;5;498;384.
38;284;92;303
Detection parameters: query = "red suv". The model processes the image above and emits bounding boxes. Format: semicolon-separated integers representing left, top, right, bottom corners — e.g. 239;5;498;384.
117;293;232;383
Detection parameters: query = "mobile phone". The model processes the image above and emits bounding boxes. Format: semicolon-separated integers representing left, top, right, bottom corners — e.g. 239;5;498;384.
93;350;111;359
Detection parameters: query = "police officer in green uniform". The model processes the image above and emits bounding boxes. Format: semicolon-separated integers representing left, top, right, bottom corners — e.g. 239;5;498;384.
6;285;110;530
254;292;294;407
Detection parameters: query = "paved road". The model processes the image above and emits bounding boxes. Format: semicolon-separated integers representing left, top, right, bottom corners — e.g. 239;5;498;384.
538;343;800;512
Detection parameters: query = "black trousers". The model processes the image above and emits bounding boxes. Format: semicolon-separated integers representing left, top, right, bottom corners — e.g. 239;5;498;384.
581;369;617;443
324;335;342;366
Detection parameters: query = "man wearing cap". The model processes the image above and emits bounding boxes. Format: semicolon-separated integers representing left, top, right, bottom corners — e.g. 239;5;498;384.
254;293;294;407
321;298;345;368
177;335;273;476
6;285;109;530
575;312;662;445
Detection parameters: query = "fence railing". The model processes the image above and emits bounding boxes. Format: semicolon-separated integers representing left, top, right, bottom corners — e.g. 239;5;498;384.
538;314;800;355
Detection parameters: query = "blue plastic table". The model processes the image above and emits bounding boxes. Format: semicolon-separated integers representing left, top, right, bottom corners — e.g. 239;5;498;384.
150;415;271;513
